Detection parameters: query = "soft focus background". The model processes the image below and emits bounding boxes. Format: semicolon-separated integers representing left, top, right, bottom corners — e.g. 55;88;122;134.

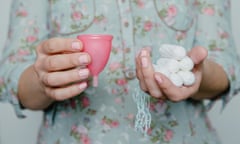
0;0;240;144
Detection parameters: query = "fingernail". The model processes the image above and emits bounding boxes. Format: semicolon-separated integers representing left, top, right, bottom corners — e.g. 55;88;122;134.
141;50;148;56
79;69;89;78
79;55;89;64
72;41;81;50
141;57;148;68
79;82;87;89
155;75;163;84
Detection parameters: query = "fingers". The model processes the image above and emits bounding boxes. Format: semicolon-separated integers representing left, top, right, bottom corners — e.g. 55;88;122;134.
136;49;163;98
40;38;83;54
154;72;200;102
35;38;91;72
42;68;90;87
188;46;208;65
154;73;185;101
43;52;91;71
135;55;148;91
154;46;206;101
45;82;88;101
136;46;206;102
33;38;91;101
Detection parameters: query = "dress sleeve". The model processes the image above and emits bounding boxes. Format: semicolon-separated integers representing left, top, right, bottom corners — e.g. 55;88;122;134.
0;0;49;117
193;0;240;110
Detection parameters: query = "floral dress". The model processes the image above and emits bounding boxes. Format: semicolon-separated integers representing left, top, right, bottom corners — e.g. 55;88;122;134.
1;0;240;144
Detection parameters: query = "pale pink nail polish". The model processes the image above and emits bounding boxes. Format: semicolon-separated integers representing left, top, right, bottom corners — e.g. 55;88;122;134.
155;75;163;84
79;82;87;89
79;55;89;64
141;57;148;68
141;50;148;57
72;41;81;49
79;69;89;78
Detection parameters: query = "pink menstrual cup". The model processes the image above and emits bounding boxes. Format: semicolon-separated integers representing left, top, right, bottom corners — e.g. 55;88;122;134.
77;34;113;87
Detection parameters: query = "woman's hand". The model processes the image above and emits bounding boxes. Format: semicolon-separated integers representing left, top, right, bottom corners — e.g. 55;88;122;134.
135;46;208;102
34;37;91;100
18;38;91;109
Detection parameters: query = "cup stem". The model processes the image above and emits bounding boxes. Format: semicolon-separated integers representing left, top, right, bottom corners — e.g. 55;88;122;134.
93;75;98;87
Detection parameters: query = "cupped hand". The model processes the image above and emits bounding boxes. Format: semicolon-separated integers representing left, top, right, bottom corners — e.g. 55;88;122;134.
135;46;208;102
34;38;91;101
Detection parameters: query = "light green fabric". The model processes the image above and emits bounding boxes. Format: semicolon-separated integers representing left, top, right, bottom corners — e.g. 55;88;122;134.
1;0;240;144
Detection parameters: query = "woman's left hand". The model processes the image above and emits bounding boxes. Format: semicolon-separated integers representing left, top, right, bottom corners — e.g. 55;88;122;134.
135;46;208;102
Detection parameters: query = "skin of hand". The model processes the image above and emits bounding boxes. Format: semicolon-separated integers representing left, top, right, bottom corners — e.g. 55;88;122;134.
135;46;229;102
18;38;91;110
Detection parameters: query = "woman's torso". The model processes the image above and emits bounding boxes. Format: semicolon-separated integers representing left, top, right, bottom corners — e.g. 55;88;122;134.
38;0;221;143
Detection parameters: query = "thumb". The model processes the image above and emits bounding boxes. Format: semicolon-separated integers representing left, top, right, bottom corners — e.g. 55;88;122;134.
188;46;208;65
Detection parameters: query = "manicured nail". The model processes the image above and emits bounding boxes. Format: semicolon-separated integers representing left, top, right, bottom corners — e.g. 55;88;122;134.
72;41;81;49
79;55;89;64
141;50;148;56
155;75;163;84
79;69;89;78
141;57;148;68
79;82;87;89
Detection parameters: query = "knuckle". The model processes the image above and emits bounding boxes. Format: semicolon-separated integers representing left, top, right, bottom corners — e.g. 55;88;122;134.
47;44;55;53
46;57;57;70
45;38;60;53
42;74;51;86
42;40;51;51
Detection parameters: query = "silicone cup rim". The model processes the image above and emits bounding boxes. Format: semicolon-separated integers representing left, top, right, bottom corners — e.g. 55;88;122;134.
77;34;113;40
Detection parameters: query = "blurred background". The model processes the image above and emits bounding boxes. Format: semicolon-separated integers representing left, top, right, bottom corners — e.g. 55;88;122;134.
0;0;240;144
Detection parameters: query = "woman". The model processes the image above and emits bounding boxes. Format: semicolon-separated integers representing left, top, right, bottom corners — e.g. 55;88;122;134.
0;0;240;144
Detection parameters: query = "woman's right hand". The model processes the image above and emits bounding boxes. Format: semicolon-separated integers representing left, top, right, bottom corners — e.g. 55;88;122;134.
18;38;91;109
34;38;91;101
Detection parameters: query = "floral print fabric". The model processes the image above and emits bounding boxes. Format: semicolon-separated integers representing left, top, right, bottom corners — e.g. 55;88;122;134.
1;0;240;144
